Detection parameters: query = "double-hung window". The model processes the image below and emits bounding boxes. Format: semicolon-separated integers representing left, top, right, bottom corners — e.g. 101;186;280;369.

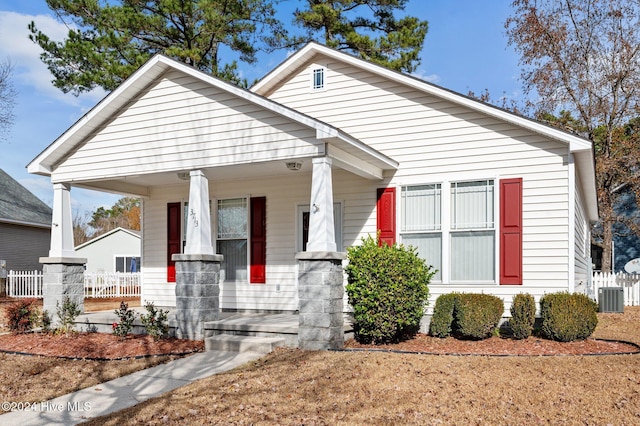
217;198;248;282
450;180;495;281
400;180;496;283
401;184;442;281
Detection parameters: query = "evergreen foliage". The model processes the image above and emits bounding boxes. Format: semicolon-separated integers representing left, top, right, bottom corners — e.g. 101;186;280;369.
345;235;434;344
292;0;428;73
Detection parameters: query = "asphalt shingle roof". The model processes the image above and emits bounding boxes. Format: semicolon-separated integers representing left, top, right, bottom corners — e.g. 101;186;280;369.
0;168;51;226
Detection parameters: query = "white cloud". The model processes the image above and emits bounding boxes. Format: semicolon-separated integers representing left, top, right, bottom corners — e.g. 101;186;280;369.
411;69;440;84
0;11;106;107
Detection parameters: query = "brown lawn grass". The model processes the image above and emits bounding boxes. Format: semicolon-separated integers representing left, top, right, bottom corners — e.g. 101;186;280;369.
0;297;183;408
84;307;640;425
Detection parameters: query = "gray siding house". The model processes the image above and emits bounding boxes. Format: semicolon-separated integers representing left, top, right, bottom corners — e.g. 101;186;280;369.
0;169;52;271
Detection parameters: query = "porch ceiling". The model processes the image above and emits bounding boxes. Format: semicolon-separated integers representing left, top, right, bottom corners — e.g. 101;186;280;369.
67;155;371;197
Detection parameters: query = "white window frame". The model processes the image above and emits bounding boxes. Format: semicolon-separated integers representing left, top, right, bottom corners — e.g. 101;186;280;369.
400;184;442;282
310;66;327;91
214;196;250;283
114;255;141;273
400;178;498;284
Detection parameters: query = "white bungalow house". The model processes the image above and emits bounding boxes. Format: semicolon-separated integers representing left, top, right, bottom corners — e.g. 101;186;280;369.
75;227;141;274
27;42;597;318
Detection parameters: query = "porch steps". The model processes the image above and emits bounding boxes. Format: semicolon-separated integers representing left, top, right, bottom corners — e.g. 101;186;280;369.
204;335;285;354
203;313;299;348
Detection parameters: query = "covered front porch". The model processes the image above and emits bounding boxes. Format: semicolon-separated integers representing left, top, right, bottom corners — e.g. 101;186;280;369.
27;54;397;349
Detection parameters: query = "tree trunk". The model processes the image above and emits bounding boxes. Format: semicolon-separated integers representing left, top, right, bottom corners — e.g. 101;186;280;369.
601;219;613;273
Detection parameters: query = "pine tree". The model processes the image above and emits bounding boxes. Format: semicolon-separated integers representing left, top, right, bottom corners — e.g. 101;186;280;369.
292;0;428;73
28;0;286;94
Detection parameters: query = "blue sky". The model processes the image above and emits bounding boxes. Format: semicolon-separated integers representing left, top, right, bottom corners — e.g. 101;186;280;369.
0;0;521;217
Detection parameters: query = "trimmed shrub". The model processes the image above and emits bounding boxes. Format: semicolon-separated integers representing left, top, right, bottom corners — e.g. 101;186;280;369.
140;302;169;340
540;292;598;342
113;301;135;339
5;298;40;333
510;293;536;339
454;294;504;340
55;296;81;335
429;293;458;338
346;235;435;344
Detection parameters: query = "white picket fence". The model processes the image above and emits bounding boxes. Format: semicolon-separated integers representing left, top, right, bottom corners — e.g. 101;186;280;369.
84;272;141;298
5;270;43;299
6;270;141;298
591;271;640;306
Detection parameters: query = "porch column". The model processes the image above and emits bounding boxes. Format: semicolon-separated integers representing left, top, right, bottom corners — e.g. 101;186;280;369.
297;157;345;350
306;157;336;252
40;183;86;324
174;170;221;340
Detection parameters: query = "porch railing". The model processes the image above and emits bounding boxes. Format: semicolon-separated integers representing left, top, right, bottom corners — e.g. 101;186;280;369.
5;271;141;298
591;271;640;306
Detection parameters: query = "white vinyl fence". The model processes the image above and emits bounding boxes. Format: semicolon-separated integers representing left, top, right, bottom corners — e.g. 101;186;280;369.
592;271;640;306
6;271;141;298
84;272;141;298
6;270;43;298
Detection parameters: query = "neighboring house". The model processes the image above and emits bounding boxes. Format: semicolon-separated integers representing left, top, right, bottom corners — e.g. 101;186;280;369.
27;42;598;314
75;227;141;274
0;168;51;271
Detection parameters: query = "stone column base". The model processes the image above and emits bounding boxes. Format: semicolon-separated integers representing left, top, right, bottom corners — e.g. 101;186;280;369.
173;253;222;340
40;257;87;325
296;251;346;350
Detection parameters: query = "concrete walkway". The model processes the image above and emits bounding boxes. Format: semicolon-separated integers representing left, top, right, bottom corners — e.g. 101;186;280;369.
0;350;264;426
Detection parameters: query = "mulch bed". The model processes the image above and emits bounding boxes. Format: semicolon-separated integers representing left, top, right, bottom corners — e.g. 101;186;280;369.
344;333;640;356
0;332;204;360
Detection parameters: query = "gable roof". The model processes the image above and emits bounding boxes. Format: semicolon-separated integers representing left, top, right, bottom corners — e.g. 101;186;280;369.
75;227;140;250
0;168;51;228
252;42;598;220
27;54;397;183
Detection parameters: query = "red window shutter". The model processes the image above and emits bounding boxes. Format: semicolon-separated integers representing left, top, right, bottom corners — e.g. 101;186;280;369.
500;178;523;285
250;197;267;284
376;188;396;246
167;202;181;283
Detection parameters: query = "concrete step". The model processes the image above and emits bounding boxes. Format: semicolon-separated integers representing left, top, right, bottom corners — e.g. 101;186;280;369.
204;334;285;354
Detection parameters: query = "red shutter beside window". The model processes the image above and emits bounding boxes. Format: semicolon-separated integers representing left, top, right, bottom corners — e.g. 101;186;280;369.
250;197;267;284
377;188;396;246
167;202;181;283
500;178;523;285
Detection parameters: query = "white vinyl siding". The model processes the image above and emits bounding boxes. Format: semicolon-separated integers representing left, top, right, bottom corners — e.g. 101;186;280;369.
141;171;369;311
266;56;573;314
52;71;324;182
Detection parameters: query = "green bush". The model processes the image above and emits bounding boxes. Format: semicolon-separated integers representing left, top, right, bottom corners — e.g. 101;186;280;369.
510;293;536;340
346;235;435;344
454;294;504;340
540;292;598;342
429;293;458;338
112;301;135;339
140;302;169;340
55;296;81;335
5;298;40;333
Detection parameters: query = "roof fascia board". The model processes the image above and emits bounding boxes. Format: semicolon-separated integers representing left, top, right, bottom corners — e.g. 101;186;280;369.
30;53;396;177
75;226;140;250
27;55;169;175
0;218;51;229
